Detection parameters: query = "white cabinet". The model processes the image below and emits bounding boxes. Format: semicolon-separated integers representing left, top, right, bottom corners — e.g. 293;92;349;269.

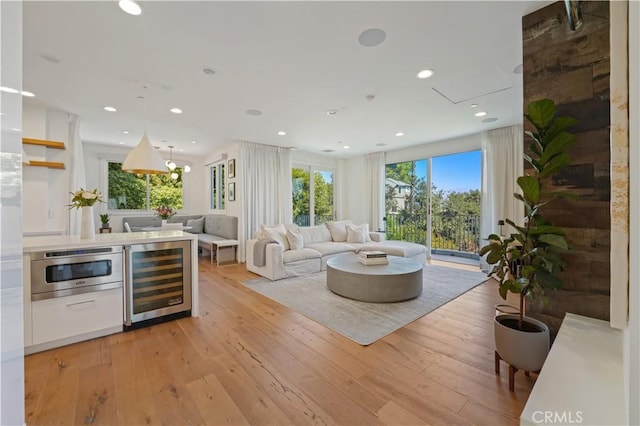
31;288;123;348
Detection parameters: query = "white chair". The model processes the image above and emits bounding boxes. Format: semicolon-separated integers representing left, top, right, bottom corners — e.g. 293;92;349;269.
124;222;132;232
161;222;183;230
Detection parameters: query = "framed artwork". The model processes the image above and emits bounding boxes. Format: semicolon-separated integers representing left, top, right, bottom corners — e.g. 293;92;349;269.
228;159;236;178
228;182;236;201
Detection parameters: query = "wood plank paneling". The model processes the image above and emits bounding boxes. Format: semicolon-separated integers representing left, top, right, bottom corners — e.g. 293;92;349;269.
24;260;533;425
523;1;611;332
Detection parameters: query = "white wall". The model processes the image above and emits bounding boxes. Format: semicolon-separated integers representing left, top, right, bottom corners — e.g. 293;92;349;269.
22;103;71;234
343;133;483;223
625;1;639;423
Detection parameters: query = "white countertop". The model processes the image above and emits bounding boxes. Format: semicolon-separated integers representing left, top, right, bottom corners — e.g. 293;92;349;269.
23;231;197;252
520;313;626;426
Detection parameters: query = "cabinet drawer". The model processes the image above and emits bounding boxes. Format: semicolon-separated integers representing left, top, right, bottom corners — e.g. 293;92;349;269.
32;287;123;345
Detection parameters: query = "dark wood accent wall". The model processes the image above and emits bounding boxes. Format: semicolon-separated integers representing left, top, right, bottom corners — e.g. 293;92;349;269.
522;1;611;334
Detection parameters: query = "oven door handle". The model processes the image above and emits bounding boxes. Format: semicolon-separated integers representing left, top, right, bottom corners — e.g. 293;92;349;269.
66;299;95;309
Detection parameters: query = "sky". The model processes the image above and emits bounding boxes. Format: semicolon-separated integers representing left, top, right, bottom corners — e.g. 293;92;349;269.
414;150;481;193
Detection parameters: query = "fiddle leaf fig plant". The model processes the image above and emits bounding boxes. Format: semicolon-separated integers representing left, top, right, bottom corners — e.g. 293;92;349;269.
479;99;578;329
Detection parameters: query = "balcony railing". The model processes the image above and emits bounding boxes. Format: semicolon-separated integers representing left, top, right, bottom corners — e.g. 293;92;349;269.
384;213;480;256
293;214;334;227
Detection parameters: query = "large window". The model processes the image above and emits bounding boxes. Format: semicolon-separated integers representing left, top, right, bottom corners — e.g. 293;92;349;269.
107;161;184;211
292;166;334;226
210;162;225;210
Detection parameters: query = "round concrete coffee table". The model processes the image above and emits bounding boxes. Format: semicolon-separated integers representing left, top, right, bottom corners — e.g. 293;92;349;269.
326;253;423;303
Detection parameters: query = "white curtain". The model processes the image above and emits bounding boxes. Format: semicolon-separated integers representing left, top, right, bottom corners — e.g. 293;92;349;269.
365;152;386;231
239;141;292;261
480;124;523;271
68;114;86;235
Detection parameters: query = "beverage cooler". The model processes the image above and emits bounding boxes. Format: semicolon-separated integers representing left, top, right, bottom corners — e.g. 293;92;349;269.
124;240;192;329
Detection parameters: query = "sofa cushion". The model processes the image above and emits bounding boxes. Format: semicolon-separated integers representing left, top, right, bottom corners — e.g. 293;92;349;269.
286;229;304;250
186;217;204;234
204;214;238;239
261;224;290;250
299;225;332;244
326;220;353;242
283;248;322;263
358;241;427;258
304;242;354;257
347;224;371;243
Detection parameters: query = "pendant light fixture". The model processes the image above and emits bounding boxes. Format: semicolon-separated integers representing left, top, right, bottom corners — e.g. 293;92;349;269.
122;91;167;174
167;145;179;180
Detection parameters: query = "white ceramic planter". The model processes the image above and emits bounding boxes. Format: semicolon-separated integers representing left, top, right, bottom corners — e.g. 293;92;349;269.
494;313;550;372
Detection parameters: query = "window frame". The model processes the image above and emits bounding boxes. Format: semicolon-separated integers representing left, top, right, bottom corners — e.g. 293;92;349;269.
209;160;226;212
100;154;189;215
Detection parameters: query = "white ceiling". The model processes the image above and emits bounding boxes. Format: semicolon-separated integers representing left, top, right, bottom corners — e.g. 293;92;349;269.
22;1;551;158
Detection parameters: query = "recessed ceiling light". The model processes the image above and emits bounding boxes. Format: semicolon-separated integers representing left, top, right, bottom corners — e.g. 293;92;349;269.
170;107;183;114
475;111;488;117
246;109;263;116
21;90;35;97
416;69;434;79
343;145;350;149
470;104;478;108
191;140;197;144
122;130;130;134
376;143;386;147
104;106;117;112
119;141;125;145
358;28;386;47
118;0;142;16
277;131;287;136
395;132;404;137
482;117;499;123
179;148;184;152
326;109;338;116
0;86;19;94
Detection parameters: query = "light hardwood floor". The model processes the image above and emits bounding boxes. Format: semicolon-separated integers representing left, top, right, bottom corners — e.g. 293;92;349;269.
25;259;534;425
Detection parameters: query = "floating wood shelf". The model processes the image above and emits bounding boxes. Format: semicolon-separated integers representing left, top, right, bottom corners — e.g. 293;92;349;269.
22;137;66;150
26;160;65;169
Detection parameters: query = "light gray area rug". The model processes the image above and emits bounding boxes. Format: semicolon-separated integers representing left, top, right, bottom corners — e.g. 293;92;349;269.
241;264;488;345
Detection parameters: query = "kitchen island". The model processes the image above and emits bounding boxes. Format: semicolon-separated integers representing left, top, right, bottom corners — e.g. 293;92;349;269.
23;231;199;354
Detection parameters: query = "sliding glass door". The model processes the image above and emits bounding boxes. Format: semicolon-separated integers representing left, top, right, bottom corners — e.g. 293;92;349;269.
385;151;481;261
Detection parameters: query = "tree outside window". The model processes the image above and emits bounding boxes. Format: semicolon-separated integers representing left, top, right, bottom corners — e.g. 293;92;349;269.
107;161;183;210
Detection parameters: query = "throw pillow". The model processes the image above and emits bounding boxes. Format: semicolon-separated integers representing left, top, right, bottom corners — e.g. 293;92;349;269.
346;223;368;244
262;224;290;250
326;220;353;242
286;229;304;250
185;217;204;234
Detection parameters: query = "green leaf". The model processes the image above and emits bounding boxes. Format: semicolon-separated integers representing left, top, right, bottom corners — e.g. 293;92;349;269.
486;250;503;265
526;99;555;130
539;234;569;249
544;116;579;142
517;175;540;203
528;225;566;236
539;153;571;178
539;132;576;166
498;284;509;300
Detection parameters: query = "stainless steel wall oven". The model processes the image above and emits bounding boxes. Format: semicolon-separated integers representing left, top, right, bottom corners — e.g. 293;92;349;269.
124;240;192;328
30;246;123;301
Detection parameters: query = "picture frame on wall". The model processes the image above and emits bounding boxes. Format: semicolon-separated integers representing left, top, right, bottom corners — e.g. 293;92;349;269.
228;159;236;178
228;182;236;201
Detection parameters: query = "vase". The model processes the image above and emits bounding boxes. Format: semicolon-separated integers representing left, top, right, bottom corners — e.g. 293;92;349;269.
80;206;96;239
161;219;167;227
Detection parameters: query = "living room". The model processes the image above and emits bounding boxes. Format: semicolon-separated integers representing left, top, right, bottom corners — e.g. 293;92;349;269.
3;0;637;423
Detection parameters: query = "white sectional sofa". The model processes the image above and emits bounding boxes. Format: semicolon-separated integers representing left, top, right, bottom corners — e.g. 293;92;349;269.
246;220;427;280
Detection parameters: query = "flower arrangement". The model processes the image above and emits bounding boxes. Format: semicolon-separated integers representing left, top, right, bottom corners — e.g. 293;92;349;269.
69;188;104;209
155;206;176;220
